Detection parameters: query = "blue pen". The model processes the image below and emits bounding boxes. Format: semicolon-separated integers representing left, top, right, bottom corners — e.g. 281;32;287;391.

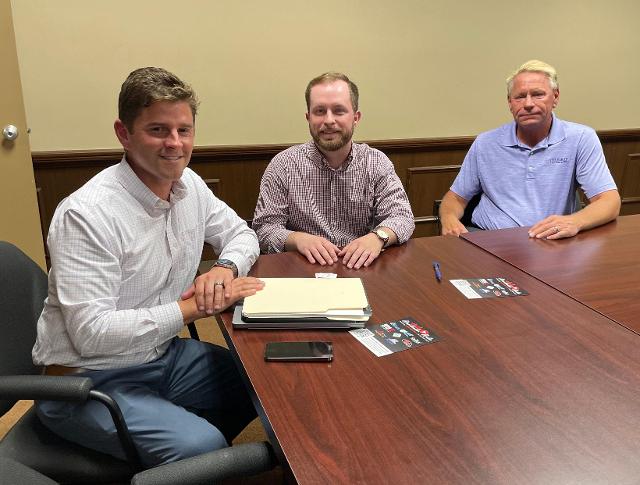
433;261;442;282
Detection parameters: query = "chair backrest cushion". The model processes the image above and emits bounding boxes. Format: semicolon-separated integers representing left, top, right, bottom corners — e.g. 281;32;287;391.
0;241;48;414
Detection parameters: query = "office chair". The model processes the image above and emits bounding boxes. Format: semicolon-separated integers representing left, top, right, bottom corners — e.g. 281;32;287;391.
0;457;58;485
434;193;482;234
130;441;276;485
0;240;139;483
2;445;276;485
0;241;276;484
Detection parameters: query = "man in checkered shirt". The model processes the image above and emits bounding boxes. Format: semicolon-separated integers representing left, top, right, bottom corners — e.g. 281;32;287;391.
253;72;415;269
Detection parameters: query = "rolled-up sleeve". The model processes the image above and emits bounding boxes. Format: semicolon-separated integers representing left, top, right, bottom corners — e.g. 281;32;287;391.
372;155;415;244
252;158;293;253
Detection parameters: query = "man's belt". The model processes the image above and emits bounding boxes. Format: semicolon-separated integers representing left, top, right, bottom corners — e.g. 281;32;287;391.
43;365;90;376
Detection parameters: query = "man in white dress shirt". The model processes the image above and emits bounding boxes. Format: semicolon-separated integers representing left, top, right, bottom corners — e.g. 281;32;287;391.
32;67;264;467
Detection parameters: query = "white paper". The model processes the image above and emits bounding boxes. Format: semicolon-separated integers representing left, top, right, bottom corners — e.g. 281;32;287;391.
450;279;482;299
349;328;393;357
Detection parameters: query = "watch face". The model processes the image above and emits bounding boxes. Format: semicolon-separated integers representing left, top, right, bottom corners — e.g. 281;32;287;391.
376;229;389;240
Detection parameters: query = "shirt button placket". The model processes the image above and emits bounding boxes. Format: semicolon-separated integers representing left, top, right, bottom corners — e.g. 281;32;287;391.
329;172;336;227
163;209;176;303
526;150;536;180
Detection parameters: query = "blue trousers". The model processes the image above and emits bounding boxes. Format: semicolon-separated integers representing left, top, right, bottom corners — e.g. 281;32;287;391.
36;338;257;467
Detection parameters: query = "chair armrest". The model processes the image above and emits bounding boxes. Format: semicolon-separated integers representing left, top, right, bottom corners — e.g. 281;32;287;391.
130;442;276;485
0;375;93;401
186;321;200;340
0;375;143;470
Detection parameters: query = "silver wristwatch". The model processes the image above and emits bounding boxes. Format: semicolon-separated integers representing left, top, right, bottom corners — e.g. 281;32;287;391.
213;258;238;277
371;228;390;248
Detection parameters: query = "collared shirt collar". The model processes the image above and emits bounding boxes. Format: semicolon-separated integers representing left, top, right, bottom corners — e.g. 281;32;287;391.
500;113;566;149
305;140;355;171
115;156;188;214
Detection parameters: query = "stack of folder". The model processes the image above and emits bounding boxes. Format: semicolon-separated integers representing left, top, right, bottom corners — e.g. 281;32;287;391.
233;277;371;329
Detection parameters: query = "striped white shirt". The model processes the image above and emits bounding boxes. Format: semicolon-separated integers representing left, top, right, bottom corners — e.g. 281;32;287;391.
32;158;258;369
253;141;415;253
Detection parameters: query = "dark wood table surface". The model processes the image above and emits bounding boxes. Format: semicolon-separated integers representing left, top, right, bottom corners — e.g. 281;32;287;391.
462;214;640;335
217;236;640;485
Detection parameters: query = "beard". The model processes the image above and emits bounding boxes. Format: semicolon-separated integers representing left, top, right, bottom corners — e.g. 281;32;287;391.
310;124;354;152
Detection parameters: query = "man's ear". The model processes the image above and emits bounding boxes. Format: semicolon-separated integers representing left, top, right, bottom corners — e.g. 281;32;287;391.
552;89;560;109
114;119;131;148
305;112;310;122
353;110;362;124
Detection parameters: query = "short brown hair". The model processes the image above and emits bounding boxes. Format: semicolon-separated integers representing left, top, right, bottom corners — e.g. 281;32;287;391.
118;67;199;131
305;72;359;111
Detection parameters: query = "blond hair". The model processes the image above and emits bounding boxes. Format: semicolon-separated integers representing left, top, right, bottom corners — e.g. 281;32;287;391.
506;60;558;96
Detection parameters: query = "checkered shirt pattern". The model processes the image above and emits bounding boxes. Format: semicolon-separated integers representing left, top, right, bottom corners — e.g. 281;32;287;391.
253;141;415;253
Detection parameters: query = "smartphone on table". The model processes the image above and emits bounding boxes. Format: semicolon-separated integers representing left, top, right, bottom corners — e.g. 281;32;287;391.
264;341;333;362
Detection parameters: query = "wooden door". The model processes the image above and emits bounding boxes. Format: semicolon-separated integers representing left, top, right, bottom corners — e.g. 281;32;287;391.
0;0;45;269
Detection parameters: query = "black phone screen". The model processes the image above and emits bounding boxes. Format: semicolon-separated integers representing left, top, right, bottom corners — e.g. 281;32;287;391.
264;341;333;362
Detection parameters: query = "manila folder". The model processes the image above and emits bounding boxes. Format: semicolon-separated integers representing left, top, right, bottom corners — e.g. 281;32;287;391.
242;278;369;319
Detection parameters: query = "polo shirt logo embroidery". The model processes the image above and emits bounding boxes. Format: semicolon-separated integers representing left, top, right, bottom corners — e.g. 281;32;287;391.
547;157;569;164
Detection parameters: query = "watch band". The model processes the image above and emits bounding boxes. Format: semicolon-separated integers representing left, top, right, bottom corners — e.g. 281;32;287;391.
371;228;390;248
213;258;238;277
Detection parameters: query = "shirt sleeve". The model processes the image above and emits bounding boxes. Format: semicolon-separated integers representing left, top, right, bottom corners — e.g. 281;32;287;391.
371;152;415;244
197;177;260;276
49;209;184;359
450;140;483;201
575;128;618;199
252;156;294;253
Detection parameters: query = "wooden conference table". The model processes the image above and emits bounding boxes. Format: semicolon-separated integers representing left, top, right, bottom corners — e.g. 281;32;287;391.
462;214;640;335
217;235;640;484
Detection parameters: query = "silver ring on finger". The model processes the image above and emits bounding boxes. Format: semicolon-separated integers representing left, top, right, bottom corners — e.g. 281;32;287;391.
553;226;560;234
214;281;224;287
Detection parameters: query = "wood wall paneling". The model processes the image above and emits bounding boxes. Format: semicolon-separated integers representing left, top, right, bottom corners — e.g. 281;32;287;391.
202;178;220;194
620;153;640;215
406;165;462;238
32;130;640;266
370;137;472;238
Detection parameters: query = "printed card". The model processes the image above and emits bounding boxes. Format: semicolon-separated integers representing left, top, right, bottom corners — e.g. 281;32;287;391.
350;317;440;357
450;277;528;299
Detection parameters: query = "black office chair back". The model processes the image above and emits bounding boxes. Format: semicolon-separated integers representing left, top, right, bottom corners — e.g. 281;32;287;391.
0;241;48;416
434;193;483;234
460;193;482;228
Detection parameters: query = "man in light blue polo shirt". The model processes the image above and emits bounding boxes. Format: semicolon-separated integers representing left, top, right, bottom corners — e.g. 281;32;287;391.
440;60;620;239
